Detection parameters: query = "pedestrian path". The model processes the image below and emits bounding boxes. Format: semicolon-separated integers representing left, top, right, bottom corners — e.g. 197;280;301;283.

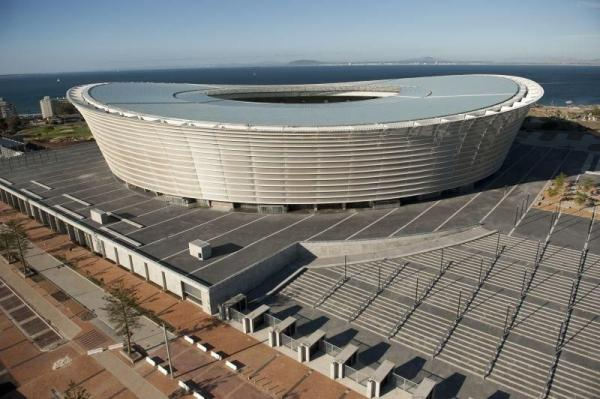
93;350;168;399
0;257;81;340
22;242;170;350
0;277;62;351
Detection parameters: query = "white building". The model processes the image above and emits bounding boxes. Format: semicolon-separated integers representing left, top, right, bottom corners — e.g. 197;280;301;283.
40;96;54;119
0;98;17;119
40;96;76;119
67;75;543;212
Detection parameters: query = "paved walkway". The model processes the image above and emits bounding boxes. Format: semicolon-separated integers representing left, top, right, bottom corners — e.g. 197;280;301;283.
23;243;171;351
0;204;361;398
94;351;168;399
0;257;81;340
0;258;167;399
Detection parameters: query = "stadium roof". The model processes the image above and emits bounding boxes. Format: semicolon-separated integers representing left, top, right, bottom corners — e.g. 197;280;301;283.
77;75;534;128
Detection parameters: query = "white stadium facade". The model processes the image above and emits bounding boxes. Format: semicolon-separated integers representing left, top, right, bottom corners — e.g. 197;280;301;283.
67;75;543;213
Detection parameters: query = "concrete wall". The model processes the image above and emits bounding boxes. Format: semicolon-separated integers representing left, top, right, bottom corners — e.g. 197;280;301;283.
208;243;302;313
0;185;212;313
300;227;484;258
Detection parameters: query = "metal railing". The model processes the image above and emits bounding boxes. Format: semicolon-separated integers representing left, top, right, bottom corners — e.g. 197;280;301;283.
343;364;370;387
281;333;299;351
319;340;343;357
229;308;245;323
263;313;283;327
390;372;419;393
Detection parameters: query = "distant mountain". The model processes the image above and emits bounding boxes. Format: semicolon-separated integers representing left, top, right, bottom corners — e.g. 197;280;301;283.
288;59;326;66
287;57;490;66
287;57;600;66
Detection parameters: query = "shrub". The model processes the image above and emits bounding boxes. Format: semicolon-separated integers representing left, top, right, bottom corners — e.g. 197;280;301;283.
547;186;559;197
574;191;588;206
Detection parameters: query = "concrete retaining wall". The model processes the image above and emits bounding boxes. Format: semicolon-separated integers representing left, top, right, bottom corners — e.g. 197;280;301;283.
208;243;302;313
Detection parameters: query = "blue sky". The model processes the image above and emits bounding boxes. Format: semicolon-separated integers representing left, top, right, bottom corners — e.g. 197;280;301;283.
1;0;599;74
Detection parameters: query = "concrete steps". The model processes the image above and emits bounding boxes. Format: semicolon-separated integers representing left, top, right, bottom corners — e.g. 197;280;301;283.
436;323;497;375
464;234;600;281
549;358;600;399
486;339;552;398
281;269;336;306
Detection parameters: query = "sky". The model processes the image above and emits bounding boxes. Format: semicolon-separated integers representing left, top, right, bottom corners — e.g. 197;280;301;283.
1;0;599;75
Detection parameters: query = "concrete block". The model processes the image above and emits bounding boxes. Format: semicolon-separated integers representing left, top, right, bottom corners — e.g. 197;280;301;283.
178;380;190;392
297;345;306;363
86;348;104;355
193;392;205;399
210;351;223;360
225;360;239;371
366;379;376;398
242;318;251;334
108;343;123;350
197;343;209;352
184;335;196;344
268;329;277;347
330;362;338;379
145;356;157;366
90;208;110;224
157;364;168;375
189;239;212;260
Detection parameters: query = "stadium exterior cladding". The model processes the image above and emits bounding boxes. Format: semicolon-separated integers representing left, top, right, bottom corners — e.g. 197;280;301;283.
67;75;543;210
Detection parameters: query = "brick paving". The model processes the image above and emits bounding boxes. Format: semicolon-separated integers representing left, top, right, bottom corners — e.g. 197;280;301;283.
0;279;62;351
0;202;364;398
0;311;136;398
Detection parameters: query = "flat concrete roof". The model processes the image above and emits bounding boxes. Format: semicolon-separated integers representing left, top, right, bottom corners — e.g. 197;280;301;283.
1;140;592;288
80;75;523;127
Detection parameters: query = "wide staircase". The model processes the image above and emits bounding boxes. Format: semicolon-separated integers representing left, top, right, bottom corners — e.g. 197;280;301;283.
278;231;600;398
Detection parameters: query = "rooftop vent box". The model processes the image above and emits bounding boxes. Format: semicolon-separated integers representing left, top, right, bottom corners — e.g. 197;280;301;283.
90;208;109;225
189;239;211;260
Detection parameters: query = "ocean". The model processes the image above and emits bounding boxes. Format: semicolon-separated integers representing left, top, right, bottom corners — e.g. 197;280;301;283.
1;64;600;115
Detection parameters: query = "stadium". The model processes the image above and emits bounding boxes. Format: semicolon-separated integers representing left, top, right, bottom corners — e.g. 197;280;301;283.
4;74;600;398
66;75;543;212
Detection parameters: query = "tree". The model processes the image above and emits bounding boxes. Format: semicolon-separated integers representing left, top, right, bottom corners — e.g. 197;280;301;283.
0;228;18;262
4;115;21;134
101;282;142;354
4;220;30;274
63;380;91;399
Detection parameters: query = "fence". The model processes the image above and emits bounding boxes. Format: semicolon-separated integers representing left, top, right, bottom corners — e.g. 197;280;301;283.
319;340;343;357
390;372;419;393
229;308;244;323
281;333;300;351
344;364;370;387
264;313;283;327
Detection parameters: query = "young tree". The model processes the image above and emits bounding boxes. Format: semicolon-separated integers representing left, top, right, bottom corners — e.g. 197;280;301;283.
0;228;18;262
101;282;142;354
63;380;91;399
4;220;30;274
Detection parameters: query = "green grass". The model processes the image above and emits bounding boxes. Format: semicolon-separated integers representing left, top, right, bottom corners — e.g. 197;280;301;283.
20;121;92;142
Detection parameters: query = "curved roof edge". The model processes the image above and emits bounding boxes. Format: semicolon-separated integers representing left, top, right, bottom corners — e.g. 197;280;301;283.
67;75;544;133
